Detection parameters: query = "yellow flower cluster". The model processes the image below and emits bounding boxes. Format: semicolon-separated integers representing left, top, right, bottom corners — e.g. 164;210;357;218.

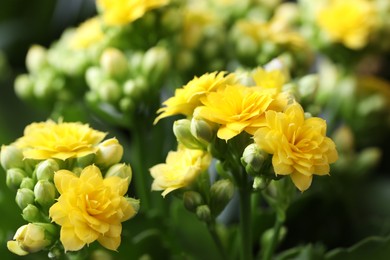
69;17;104;50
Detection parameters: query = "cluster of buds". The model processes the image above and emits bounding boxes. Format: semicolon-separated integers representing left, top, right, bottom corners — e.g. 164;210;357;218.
0;121;138;257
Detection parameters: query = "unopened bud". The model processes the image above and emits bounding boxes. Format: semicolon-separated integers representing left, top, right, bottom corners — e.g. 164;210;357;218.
35;159;59;181
6;168;27;190
34;180;56;208
85;66;105;91
210;179;235;216
95;138;124;168
126;197;140;213
173;119;205;150
76;153;96;168
14;74;34;100
141;47;170;84
123;78;147;100
241;144;269;175
1;145;25;170
119;97;136;113
20;177;35;190
190;117;216;145
253;176;270;190
100;48;128;78
97;79;122;103
332;126;354;153
22;204;46;223
356;147;382;174
16;188;35;210
183;191;203;213
105;163;132;184
26;45;47;73
297;74;318;102
196;205;211;223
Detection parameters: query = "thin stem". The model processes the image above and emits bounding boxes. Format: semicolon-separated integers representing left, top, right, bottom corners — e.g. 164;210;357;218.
238;178;252;260
208;220;229;260
262;215;283;260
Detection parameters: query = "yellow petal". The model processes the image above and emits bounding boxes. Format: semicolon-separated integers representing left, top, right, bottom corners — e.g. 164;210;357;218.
60;227;85;251
290;172;312;192
104;176;129;196
54;170;78;194
7;241;29;256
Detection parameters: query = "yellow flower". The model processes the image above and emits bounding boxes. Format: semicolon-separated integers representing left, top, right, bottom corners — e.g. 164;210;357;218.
154;71;237;123
49;165;138;251
14;120;107;161
317;0;377;49
69;17;104;50
194;84;287;141
254;103;338;191
97;0;169;26
150;146;211;197
251;67;286;93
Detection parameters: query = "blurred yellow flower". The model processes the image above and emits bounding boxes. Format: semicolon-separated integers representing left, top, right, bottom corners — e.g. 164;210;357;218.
195;84;287;140
251;67;286;93
97;0;169;26
154;71;237;123
14;120;106;161
150;146;211;197
69;17;104;49
49;165;138;251
254;103;338;191
317;0;377;49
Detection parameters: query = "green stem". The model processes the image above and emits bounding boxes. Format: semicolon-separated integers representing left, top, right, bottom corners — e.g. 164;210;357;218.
262;215;284;260
239;179;252;260
208;220;228;260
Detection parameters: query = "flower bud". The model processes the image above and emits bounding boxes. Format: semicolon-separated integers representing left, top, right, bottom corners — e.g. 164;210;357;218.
22;204;46;223
15;188;35;210
183;191;204;213
141;46;170;85
253;176;270;190
34;180;56;208
297;74;318;102
119;97;136;113
356;147;382;175
100;48;128;78
332;126;354;154
173;119;205;150
26;45;47;73
105;163;132;184
85;66;105;91
1;145;25;170
190;117;216;146
6;168;27;190
95;138;124;168
196;205;211;223
20;177;35;190
241;144;269;176
76;153;96;168
97;79;122;103
123;78;147;100
35;159;59;181
126;197;140;214
7;223;58;256
14;74;34;100
210;179;235;216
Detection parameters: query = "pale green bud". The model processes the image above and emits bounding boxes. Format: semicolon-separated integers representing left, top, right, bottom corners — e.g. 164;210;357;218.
141;47;170;84
20;177;35;190
7;223;58;255
241;144;269;176
35;159;59;181
15;188;35;210
97;79;122;103
86;66;105;91
95;138;124;168
253;176;270;190
22;204;46;223
196;205;211;223
356;147;382;175
100;48;128;78
236;36;258;61
6;168;27;190
123;78;147;100
173;119;205;150
105;163;132;184
332;126;354;154
297;74;318;102
190;117;216;145
14;74;34;100
183;191;203;213
119;97;136;113
127;197;140;214
76;153;96;168
1;145;24;170
90;249;114;260
34;180;56;208
210;179;235;216
26;45;47;73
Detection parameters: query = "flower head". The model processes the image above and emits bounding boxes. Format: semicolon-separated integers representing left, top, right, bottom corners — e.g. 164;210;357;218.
97;0;169;26
154;71;237;123
150;146;211;197
254;103;338;191
69;17;104;50
317;0;377;49
14;120;107;161
49;165;138;251
195;84;287;141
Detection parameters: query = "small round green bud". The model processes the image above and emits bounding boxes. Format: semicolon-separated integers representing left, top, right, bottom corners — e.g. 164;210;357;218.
196;205;211;223
241;143;269;176
34;180;56;208
22;204;45;223
123;78;146;99
173;119;205;150
85;66;105;91
183;191;204;213
210;179;235;216
298;74;318;102
95;138;124;168
35;159;59;181
126;197;140;214
26;45;47;73
105;163;132;184
20;177;35;190
236;36;258;61
332;126;354;154
16;188;35;210
14;74;34;100
141;47;170;84
100;48;128;78
1;145;25;170
253;176;270;190
97;79;122;103
356;147;382;174
119;97;136;113
6;168;27;190
190;117;216;145
76;153;96;168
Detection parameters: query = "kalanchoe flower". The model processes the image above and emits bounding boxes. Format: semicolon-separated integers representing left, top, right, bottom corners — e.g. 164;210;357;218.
254;102;338;191
49;165;138;251
150;146;211;197
13;120;107;161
